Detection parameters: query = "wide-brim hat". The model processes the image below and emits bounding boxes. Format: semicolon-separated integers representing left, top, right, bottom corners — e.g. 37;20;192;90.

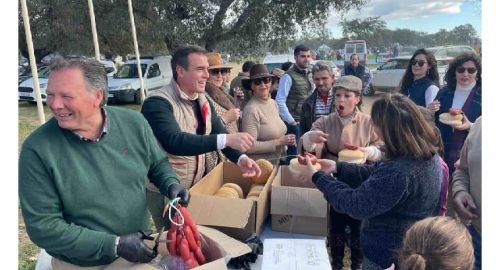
242;64;276;90
333;75;362;94
206;52;233;69
272;68;285;78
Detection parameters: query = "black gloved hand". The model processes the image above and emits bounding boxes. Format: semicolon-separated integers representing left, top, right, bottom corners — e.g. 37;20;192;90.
167;183;190;206
117;231;156;263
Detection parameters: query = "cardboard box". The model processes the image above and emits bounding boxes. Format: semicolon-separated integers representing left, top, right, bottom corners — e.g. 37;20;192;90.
104;225;251;270
262;238;331;270
187;161;277;241
271;166;329;236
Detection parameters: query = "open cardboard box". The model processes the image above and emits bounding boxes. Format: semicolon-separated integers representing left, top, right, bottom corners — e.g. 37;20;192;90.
186;161;277;241
103;225;251;270
270;165;329;236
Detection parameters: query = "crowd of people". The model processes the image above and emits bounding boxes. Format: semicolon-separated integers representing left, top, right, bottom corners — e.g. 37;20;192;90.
19;44;481;270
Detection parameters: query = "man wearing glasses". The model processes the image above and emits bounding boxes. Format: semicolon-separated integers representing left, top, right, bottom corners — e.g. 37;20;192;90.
275;44;313;164
141;45;262;231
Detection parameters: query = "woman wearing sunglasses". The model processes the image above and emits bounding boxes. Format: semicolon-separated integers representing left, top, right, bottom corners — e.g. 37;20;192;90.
399;49;440;107
428;51;481;215
204;52;241;172
241;64;295;161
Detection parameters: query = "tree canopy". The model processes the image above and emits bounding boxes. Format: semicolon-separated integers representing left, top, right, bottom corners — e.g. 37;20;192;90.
19;0;367;60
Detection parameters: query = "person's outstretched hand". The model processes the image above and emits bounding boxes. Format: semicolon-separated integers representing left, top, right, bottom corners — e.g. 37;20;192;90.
226;133;256;152
317;159;337;174
117;231;156;263
297;155;321;184
238;156;262;178
166;183;190;206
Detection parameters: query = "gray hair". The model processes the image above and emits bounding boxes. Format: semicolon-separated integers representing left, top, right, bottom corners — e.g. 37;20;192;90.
50;56;108;107
311;61;335;77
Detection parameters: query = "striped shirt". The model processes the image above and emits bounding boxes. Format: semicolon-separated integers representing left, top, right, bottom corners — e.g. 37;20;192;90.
314;89;334;120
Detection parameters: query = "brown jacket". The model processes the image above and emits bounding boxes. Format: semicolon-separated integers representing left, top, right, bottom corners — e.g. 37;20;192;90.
205;81;238;134
305;109;383;160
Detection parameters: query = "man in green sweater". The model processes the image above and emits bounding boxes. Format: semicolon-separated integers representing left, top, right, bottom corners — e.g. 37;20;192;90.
19;57;188;268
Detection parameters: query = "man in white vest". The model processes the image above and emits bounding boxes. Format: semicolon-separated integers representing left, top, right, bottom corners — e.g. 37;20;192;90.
141;45;262;230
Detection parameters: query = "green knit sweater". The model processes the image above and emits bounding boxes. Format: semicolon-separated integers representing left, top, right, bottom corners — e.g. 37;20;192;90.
19;106;178;266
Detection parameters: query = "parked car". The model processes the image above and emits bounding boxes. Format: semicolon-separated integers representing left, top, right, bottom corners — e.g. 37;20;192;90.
107;55;172;104
18;60;118;103
100;60;117;78
308;60;341;79
426;45;476;65
18;65;51;103
263;54;295;72
367;56;448;96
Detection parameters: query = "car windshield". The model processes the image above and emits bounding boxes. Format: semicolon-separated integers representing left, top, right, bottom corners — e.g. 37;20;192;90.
104;67;115;74
115;64;147;78
355;44;365;53
264;63;284;72
37;66;51;78
345;44;355;54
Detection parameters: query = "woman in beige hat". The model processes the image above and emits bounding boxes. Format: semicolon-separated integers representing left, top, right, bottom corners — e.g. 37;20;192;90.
204;52;241;171
241;64;296;161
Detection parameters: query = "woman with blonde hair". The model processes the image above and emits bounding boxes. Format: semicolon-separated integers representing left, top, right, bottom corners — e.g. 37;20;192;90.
398;216;474;270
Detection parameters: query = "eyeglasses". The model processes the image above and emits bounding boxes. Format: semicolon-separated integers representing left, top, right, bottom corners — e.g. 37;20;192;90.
252;77;272;85
457;66;477;74
411;60;427;67
209;69;230;75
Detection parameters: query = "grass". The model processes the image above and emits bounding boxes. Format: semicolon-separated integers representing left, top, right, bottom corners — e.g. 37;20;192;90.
17;102;141;270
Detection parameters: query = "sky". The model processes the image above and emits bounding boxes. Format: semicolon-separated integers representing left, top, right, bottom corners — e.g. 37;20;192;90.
326;0;481;38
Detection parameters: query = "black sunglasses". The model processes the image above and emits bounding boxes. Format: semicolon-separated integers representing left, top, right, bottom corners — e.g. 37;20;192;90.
411;60;427;67
457;66;477;74
252;77;272;85
209;68;230;75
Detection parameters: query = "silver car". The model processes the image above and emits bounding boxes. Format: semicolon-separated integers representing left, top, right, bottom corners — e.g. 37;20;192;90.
368;56;448;95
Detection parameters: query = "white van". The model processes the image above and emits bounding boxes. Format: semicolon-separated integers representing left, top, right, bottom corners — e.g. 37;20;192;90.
107;55;172;104
263;54;295;72
344;40;367;66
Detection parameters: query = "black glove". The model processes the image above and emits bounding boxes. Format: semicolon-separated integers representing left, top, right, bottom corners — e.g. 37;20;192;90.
167;183;190;206
117;231;156;263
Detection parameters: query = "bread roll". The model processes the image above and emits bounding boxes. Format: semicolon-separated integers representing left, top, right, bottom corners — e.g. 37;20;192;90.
246;190;261;198
251;159;274;184
214;187;240;199
338;149;365;163
289;158;321;175
249;184;265;193
439;112;463;126
221;183;244;198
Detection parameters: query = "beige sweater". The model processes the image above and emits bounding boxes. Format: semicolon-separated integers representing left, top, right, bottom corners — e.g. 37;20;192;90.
241;96;287;160
452;116;482;235
302;109;383;160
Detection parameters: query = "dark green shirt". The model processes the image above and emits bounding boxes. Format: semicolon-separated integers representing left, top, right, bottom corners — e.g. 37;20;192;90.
19;106;178;266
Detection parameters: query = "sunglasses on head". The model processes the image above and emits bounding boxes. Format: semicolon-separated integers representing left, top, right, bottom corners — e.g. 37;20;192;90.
411;60;427;67
252;77;272;85
209;69;230;75
456;66;477;74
